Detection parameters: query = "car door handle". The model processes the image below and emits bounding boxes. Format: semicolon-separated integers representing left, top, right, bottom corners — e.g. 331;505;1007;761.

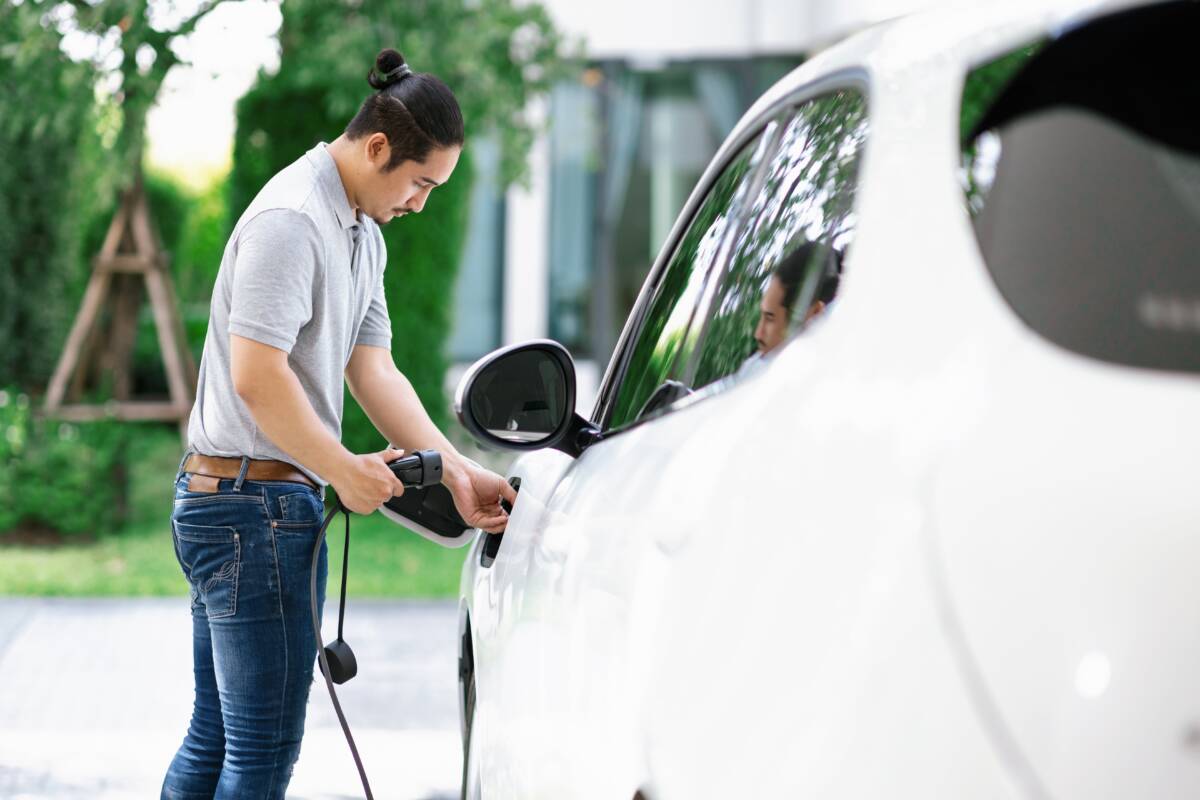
480;476;520;568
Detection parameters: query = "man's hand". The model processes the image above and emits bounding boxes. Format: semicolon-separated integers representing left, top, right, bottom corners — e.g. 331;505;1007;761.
444;459;518;533
331;447;406;515
345;344;517;530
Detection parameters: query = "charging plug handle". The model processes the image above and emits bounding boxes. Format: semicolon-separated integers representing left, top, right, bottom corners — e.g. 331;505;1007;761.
387;449;442;488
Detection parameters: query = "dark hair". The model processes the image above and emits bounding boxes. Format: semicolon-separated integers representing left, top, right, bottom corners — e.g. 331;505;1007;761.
773;242;842;312
345;48;465;171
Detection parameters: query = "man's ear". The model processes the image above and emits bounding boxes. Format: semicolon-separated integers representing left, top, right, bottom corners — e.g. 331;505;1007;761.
804;299;826;322
365;132;390;166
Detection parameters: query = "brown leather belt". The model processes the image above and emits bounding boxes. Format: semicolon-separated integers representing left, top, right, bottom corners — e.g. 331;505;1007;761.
183;454;317;490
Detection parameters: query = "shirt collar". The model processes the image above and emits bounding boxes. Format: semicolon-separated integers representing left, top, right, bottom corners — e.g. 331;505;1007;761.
309;142;359;231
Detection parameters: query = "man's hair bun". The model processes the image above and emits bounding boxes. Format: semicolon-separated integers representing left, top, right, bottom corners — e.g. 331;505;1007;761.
368;48;410;90
347;46;464;171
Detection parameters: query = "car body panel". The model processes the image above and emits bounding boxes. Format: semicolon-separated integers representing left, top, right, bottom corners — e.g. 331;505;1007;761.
457;0;1198;797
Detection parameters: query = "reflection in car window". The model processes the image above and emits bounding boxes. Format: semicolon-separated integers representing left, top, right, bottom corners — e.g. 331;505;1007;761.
961;1;1200;374
688;90;867;389
606;128;778;430
959;44;1042;215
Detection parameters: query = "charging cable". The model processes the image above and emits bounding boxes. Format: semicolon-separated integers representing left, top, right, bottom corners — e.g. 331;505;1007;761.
308;450;445;800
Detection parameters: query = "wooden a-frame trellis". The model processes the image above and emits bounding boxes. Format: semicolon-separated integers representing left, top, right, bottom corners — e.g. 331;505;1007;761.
44;178;196;433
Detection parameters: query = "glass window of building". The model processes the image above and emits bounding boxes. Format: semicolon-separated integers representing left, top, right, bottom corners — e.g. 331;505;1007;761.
448;135;505;362
548;57;803;365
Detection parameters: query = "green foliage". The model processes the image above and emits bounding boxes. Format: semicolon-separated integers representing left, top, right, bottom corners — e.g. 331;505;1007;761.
0;389;134;537
693;92;867;389
231;0;565;449
173;175;231;368
341;146;474;452
0;510;463;597
607;90;870;428
270;0;568;186
0;417;461;595
77;170;227;395
960;42;1043;214
81;171;190;275
230;82;329;225
607;138;759;429
173;176;230;304
48;0;234;178
0;3;111;391
959;43;1044;146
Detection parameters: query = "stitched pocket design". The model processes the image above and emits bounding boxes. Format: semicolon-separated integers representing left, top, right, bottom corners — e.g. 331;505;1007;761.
172;522;240;619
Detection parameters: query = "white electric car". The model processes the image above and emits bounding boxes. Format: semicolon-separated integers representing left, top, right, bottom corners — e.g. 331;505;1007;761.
442;1;1200;796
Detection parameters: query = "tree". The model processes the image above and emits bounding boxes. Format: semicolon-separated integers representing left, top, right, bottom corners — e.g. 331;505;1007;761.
49;0;237;179
0;0;244;391
0;2;105;389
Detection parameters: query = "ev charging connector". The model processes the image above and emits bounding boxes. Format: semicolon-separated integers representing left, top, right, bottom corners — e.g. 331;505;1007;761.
309;449;445;799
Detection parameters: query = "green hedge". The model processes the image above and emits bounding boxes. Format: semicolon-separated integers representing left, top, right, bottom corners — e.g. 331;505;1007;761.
0;7;107;391
0;389;132;537
75;170;227;397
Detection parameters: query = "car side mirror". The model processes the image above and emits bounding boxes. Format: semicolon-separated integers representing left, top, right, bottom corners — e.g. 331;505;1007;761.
454;340;601;459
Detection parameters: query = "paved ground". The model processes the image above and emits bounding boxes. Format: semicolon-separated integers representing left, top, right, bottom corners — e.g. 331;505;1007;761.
0;597;462;799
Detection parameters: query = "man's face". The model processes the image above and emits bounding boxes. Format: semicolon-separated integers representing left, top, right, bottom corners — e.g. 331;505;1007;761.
359;138;461;225
755;276;789;355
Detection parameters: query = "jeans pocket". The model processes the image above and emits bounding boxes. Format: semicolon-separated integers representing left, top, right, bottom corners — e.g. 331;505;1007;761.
173;522;241;619
276;490;324;527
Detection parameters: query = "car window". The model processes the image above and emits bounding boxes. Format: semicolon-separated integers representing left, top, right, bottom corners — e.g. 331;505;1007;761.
604;126;780;430
961;1;1200;373
686;89;867;389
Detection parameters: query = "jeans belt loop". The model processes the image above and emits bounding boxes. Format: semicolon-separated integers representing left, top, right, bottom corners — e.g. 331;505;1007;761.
175;449;194;482
233;456;251;492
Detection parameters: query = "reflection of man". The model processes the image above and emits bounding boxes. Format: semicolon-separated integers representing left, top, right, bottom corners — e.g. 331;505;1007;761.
754;243;841;355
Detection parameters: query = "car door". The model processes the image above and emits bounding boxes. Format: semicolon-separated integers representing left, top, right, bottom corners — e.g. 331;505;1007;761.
467;118;782;797
624;86;876;799
471;79;870;799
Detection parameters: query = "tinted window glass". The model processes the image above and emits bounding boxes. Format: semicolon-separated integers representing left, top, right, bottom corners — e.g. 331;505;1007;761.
688;90;866;388
962;1;1200;373
606;128;778;429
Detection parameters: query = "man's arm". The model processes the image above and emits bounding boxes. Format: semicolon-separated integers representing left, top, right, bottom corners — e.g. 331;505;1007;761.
345;343;516;532
230;335;404;514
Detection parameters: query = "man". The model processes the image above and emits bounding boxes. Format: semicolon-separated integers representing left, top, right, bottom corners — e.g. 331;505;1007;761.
161;48;516;799
754;242;842;356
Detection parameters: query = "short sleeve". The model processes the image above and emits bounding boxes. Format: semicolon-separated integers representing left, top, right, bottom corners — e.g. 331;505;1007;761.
355;268;392;348
228;209;322;353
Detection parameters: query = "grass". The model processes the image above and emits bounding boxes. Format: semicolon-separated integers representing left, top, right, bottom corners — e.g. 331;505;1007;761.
0;432;470;598
0;512;468;598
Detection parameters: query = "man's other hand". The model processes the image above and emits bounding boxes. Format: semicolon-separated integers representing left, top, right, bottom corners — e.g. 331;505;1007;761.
332;447;406;514
444;460;517;534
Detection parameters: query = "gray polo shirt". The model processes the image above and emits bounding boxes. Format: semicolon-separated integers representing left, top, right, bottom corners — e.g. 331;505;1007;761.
186;143;392;484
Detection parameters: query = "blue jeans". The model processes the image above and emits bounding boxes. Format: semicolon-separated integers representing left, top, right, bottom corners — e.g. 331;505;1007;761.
161;466;328;800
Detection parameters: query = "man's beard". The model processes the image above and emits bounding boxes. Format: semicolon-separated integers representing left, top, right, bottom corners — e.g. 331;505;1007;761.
374;210;408;225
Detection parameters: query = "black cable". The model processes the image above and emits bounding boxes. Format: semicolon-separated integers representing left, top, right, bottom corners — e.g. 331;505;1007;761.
305;453;435;799
337;510;350;642
311;501;374;800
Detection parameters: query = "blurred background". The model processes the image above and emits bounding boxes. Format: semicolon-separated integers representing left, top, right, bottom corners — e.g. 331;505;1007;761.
0;0;917;597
